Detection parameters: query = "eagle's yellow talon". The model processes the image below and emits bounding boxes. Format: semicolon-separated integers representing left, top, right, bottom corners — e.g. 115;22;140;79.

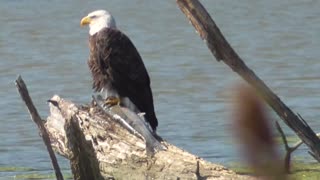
105;97;120;107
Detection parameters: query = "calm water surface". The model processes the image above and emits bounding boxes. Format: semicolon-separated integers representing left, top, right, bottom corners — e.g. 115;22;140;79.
1;0;320;178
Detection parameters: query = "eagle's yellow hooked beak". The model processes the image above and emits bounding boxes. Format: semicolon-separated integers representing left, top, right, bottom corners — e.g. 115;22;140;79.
80;16;91;26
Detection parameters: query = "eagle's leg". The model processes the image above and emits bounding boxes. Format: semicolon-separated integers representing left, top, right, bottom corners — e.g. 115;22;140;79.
105;96;120;107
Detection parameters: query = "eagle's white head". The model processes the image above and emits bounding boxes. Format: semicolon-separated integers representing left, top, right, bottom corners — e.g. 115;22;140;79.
80;10;116;36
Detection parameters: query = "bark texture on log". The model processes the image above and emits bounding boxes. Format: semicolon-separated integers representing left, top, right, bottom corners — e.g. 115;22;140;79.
45;95;251;180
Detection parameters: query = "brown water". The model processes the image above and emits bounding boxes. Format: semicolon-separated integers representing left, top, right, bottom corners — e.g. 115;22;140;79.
1;0;320;178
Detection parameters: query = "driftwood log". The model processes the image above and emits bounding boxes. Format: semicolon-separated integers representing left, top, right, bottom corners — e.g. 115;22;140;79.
45;95;251;179
16;75;252;179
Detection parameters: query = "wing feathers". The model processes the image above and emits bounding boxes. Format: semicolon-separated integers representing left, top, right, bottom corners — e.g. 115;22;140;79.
88;28;158;130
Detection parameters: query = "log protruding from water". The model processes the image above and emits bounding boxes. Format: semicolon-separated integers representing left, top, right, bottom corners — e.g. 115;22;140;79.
45;95;251;179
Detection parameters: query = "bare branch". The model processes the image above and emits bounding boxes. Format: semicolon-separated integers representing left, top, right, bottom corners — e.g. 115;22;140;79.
275;122;290;151
176;0;320;161
276;121;320;172
275;121;292;173
15;75;64;180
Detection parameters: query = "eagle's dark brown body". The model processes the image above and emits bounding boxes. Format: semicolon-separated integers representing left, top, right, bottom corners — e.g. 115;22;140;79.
88;28;158;131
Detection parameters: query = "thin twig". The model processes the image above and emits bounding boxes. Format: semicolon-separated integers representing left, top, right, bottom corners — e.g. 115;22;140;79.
291;133;320;151
15;75;64;180
275;121;292;173
275;122;290;151
276;121;320;172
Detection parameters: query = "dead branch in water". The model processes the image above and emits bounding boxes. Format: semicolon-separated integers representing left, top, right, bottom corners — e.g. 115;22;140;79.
15;76;64;180
176;0;320;162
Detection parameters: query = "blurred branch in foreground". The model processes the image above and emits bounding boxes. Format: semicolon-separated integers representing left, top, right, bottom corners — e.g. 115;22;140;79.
232;84;286;179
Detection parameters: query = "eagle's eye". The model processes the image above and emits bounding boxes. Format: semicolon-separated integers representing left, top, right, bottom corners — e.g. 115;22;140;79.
90;15;97;19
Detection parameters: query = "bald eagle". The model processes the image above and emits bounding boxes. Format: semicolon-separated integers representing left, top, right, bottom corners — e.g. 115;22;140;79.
80;10;158;132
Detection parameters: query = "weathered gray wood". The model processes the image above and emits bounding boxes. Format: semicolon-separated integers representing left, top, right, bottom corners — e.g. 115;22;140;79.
176;0;320;161
46;95;252;180
15;76;64;180
68;114;104;180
